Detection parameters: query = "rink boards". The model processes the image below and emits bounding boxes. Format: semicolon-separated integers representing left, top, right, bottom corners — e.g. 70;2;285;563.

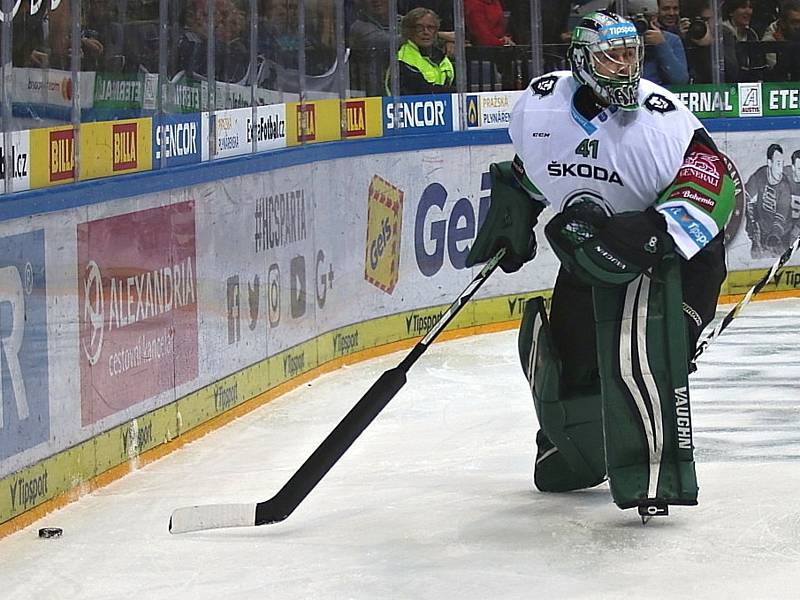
1;124;800;536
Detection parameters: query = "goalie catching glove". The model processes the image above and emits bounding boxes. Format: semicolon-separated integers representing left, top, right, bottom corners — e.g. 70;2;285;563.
545;203;674;287
466;161;544;273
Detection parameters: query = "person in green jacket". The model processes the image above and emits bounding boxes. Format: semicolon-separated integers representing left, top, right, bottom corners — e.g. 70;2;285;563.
386;7;455;95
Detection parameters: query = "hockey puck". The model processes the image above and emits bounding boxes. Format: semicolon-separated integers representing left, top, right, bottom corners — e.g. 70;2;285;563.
38;527;63;539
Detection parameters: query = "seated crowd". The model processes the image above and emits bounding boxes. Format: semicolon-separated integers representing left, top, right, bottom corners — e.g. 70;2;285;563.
9;0;800;96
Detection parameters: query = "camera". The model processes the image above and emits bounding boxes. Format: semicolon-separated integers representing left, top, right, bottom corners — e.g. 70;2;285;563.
686;18;708;41
630;14;651;35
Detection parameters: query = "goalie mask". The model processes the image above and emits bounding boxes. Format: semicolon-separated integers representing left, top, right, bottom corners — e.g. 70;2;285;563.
569;10;643;111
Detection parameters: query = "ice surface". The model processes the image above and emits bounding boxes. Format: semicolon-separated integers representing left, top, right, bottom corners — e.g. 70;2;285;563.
2;299;799;599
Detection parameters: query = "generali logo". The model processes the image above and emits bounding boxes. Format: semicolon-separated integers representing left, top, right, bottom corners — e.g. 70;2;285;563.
345;100;367;138
297;104;316;142
679;147;723;193
112;123;138;171
49;129;74;182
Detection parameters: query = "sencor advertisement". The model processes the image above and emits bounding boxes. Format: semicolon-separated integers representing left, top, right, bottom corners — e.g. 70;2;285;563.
77;202;199;426
0;130;31;192
383;94;455;135
153;113;203;168
0;230;49;461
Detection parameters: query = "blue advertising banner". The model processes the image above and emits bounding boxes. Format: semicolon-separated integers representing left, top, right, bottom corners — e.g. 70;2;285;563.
383;94;454;136
0;229;49;460
152;113;203;169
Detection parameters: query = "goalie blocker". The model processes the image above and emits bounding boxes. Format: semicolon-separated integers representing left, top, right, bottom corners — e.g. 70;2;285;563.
519;254;697;512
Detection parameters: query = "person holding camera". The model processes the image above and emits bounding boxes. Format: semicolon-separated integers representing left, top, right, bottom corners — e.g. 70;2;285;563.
657;0;689;38
622;0;689;85
683;0;739;82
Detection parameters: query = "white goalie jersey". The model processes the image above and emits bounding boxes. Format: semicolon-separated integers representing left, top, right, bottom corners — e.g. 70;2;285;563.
509;71;703;216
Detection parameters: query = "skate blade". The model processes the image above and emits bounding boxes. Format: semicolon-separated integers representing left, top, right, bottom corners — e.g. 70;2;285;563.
638;503;669;525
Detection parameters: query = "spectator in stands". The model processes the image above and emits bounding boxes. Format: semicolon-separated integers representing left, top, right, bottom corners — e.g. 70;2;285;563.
15;0;106;71
180;0;248;82
622;0;689;84
349;0;399;95
12;1;50;68
398;0;454;31
722;0;768;80
464;0;516;47
762;0;800;78
539;0;573;71
388;7;454;95
259;0;331;76
399;0;456;54
750;0;781;37
259;0;299;68
657;0;689;38
683;0;739;82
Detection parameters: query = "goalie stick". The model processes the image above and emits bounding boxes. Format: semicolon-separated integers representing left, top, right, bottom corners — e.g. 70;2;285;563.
693;233;800;362
169;248;507;534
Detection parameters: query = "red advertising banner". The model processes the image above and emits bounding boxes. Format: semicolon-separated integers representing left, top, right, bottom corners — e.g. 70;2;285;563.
78;201;198;425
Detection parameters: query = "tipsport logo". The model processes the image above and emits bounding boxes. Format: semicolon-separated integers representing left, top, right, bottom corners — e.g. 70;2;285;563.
599;23;637;39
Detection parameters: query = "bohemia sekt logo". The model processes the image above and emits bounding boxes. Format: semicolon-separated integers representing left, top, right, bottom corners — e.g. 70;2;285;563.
78;202;199;425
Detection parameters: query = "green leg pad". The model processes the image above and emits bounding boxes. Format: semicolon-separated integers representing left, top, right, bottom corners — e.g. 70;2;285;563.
519;297;606;492
593;258;698;510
